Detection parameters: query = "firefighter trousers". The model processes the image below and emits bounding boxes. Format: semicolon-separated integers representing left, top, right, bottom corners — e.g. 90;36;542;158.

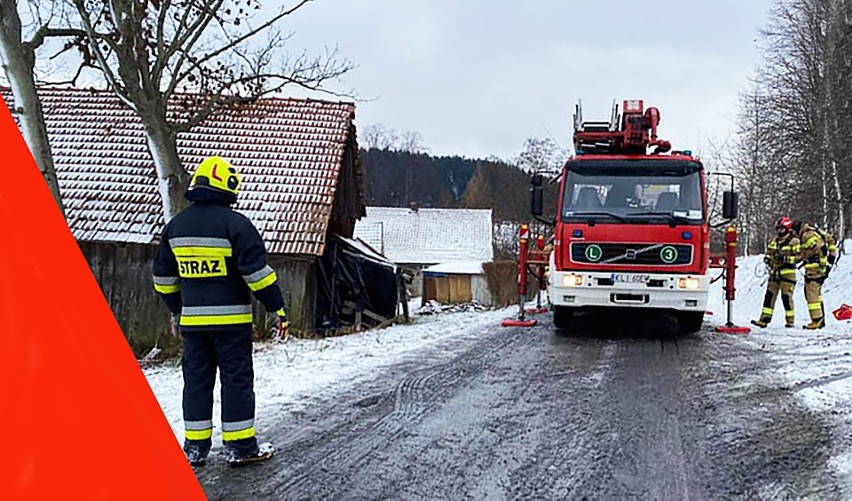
760;276;796;324
804;277;825;322
181;325;258;457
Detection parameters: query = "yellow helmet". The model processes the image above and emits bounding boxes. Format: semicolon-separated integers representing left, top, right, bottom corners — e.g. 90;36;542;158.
188;156;241;197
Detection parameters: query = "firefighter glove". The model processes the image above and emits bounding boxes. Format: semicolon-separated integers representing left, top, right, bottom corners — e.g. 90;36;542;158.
274;309;289;339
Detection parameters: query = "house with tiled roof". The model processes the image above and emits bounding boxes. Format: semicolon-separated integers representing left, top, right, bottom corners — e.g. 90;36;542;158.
353;206;494;304
3;87;400;354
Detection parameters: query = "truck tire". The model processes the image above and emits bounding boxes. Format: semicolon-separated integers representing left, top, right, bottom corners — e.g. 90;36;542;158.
678;311;704;334
553;306;574;330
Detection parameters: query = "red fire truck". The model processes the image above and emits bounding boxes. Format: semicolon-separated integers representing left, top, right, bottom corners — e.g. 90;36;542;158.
530;99;738;334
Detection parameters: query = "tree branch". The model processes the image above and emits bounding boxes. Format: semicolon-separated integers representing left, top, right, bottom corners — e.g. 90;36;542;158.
70;0;135;111
163;0;225;98
35;60;95;86
168;0;312;95
24;27;87;51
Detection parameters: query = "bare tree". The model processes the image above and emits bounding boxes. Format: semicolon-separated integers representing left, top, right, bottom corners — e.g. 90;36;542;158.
735;0;852;245
68;0;352;220
516;136;564;174
730;77;784;253
0;0;74;216
398;130;427;154
360;124;427;154
361;124;398;151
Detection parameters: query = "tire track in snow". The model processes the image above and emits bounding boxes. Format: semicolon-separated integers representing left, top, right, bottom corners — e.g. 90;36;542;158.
266;327;537;497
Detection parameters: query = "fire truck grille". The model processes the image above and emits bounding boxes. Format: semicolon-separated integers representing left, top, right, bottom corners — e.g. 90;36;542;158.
570;243;693;266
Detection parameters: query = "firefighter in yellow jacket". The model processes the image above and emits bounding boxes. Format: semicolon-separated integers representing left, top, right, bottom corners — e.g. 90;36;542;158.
752;217;800;328
793;220;838;329
153;157;287;467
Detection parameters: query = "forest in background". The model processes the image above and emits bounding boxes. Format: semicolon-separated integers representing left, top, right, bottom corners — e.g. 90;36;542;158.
358;127;562;225
731;0;852;254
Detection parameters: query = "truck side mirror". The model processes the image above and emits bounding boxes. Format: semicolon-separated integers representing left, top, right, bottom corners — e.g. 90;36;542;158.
531;174;544;216
722;191;738;219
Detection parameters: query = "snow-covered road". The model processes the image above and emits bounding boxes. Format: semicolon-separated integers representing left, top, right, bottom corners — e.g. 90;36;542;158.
143;242;852;498
144;304;511;445
707;242;852;491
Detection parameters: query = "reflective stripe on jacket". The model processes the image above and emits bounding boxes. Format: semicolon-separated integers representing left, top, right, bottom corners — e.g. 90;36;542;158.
765;233;800;271
152;201;285;329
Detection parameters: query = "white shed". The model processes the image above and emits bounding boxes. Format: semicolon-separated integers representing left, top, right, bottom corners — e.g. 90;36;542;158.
353;206;494;304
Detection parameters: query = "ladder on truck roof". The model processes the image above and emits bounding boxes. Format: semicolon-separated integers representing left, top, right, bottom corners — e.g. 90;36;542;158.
573;99;671;155
573;99;620;133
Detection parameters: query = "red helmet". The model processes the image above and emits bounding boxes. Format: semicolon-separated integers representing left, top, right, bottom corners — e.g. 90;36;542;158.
776;216;794;233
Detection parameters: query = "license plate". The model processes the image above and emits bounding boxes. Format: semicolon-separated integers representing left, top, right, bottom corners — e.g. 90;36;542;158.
611;273;650;284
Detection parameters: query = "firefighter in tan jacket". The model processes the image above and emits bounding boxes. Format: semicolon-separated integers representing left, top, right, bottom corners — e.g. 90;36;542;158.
794;220;838;330
751;217;800;328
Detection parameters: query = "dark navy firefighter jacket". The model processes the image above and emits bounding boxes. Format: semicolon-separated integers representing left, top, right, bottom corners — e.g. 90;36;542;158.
152;191;285;331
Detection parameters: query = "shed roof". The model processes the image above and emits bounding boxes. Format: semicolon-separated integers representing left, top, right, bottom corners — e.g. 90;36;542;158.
422;260;486;275
353;207;493;265
3;87;360;256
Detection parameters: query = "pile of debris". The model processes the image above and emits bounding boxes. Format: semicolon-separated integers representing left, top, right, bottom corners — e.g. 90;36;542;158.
416;300;490;316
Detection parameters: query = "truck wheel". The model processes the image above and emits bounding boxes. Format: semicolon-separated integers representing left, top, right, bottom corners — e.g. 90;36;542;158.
678;312;704;334
553;306;574;330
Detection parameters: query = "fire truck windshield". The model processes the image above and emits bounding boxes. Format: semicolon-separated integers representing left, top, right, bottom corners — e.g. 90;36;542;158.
561;160;704;224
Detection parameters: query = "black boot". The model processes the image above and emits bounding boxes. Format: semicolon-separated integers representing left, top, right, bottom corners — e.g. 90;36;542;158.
751;317;770;328
184;440;211;467
226;442;274;467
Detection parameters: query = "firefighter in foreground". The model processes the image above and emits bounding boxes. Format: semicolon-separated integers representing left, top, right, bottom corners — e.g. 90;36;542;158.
153;157;288;467
751;217;800;328
794;220;838;330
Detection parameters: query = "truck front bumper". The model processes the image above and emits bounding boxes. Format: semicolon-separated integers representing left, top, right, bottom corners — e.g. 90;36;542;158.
549;270;709;312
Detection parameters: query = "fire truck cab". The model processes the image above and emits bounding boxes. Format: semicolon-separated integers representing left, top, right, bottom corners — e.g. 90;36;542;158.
533;100;726;334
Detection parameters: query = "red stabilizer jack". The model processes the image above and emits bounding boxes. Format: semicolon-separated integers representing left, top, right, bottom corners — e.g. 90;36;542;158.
715;226;750;334
524;307;548;315
715;325;751;334
502;319;538;328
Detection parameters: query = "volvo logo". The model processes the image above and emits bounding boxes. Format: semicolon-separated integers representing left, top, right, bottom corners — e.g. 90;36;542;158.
625;249;637;260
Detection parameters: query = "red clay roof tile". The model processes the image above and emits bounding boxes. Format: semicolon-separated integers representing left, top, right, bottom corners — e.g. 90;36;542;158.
3;87;358;256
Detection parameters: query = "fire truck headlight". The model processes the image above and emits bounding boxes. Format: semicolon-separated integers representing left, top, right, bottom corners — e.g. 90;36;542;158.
677;277;700;290
562;274;583;287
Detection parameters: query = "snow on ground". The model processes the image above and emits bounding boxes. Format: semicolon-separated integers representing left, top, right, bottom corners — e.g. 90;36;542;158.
144;302;511;445
707;240;852;485
145;241;852;478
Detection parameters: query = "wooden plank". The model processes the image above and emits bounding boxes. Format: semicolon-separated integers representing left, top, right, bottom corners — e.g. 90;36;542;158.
343;300;388;324
423;276;437;302
449;275;472;303
436;277;450;303
399;275;410;322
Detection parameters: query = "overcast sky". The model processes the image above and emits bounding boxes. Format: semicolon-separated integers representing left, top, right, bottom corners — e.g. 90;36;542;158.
270;0;775;161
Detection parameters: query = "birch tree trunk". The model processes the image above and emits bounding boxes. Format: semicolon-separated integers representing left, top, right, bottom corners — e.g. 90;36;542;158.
827;0;847;239
0;0;65;217
138;107;189;222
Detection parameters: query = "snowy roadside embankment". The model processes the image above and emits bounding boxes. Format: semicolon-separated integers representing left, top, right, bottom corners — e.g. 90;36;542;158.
707;240;852;484
144;305;510;445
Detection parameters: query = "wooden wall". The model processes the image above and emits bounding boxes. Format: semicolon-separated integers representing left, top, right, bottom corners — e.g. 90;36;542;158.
79;242;315;357
423;274;473;304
